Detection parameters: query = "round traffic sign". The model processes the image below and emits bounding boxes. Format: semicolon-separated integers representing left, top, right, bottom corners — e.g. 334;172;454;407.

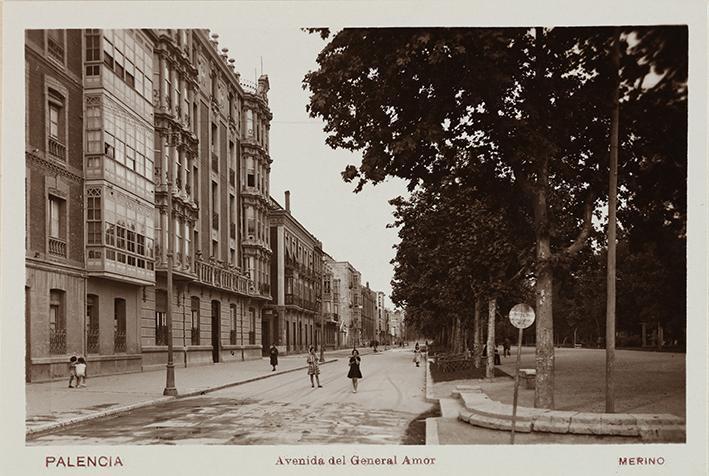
509;303;535;329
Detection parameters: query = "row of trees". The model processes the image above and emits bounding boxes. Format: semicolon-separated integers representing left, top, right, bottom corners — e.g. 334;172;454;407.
304;26;687;408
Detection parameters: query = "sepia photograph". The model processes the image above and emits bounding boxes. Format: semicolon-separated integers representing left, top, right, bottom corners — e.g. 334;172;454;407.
1;1;708;475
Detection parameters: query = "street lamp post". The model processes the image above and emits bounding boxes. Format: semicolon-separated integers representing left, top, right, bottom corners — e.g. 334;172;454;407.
163;135;178;397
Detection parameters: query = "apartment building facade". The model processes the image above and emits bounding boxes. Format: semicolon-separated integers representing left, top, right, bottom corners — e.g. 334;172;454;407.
329;261;362;348
267;192;323;354
361;283;376;346
25;28;272;381
25;29;88;381
320;252;340;349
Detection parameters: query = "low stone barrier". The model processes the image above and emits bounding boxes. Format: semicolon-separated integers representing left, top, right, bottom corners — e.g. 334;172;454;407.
455;385;685;442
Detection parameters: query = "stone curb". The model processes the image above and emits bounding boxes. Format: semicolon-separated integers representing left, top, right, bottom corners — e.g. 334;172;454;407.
26;359;338;439
455;386;685;442
424;357;436;403
425;417;440;445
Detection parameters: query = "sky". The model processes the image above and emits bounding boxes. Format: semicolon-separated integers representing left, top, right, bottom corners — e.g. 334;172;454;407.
216;27;409;307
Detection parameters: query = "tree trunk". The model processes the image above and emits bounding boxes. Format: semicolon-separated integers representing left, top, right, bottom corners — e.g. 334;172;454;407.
534;264;555;409
473;300;482;368
452;317;460;353
486;298;496;380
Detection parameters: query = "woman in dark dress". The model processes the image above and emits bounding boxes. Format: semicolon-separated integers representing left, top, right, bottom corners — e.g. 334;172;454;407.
347;348;362;393
269;343;278;371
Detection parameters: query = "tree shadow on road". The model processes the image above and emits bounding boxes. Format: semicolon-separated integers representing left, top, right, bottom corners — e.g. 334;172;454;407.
402;403;441;445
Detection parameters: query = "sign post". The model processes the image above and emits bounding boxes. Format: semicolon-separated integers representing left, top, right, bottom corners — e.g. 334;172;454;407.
508;303;535;444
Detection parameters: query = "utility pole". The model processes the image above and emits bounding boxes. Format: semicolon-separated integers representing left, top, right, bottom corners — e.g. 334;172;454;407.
605;31;621;413
163;134;178;397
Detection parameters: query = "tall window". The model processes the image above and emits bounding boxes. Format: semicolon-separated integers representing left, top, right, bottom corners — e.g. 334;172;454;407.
49;104;60;139
49;289;66;354
114;298;127;353
86;101;102;154
230;304;237;345
86;192;101;244
47;88;66;160
86;294;100;354
47;195;66;257
155;290;167;345
46;30;65;65
249;307;256;345
246;109;254;137
85;29;101;77
48;196;61;238
246;206;255;237
246;156;255;187
210;123;217;152
211;181;219;230
191;297;200;345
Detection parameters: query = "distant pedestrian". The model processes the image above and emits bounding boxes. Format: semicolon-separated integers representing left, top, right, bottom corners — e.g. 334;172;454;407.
413;348;421;367
68;355;78;388
269;343;279;371
503;337;511;357
415;342;420;352
75;357;87;388
348;349;362;393
307;347;322;388
494;345;501;365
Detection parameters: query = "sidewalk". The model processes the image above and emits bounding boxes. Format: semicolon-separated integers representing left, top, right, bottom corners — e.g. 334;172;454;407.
26;348;364;437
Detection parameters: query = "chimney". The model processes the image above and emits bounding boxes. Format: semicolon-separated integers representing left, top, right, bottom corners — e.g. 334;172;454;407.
285;191;291;213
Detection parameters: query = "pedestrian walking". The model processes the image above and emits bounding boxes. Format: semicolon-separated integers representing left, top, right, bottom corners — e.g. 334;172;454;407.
269;343;279;371
68;355;78;388
413;348;421;367
75;357;87;388
503;337;511;357
307;347;322;388
348;349;362;393
415;342;420;352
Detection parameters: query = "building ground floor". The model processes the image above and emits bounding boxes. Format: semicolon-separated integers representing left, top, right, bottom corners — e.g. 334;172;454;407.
25;263;266;382
264;305;321;356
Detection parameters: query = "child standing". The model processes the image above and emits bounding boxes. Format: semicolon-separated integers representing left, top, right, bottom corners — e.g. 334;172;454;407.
307;347;322;388
68;355;78;388
75;357;87;388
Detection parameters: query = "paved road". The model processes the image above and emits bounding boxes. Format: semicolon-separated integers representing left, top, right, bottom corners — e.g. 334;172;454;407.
29;349;431;445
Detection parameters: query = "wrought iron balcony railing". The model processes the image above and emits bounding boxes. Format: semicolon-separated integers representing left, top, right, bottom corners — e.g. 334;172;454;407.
114;330;127;353
49;328;66;354
87;328;100;354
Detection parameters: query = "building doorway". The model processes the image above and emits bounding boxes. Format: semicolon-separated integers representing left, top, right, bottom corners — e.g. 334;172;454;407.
286;322;290;352
261;316;270;357
211;300;220;363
